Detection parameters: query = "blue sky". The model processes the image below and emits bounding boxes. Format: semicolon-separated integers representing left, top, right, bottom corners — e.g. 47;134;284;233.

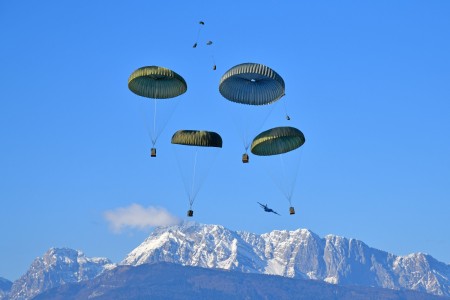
1;1;449;280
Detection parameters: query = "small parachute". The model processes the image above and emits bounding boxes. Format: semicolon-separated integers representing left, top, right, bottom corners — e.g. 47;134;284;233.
193;23;216;70
171;130;223;217
205;40;216;70
193;21;205;48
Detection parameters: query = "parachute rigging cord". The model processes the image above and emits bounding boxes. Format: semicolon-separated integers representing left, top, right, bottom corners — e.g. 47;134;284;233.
282;95;291;121
129;66;187;151
251;126;305;207
138;102;156;147
187;148;220;208
193;21;216;70
172;137;221;212
238;102;277;152
285;147;304;206
141;99;181;148
206;40;216;70
189;149;198;207
263;148;304;207
193;21;204;48
152;99;157;146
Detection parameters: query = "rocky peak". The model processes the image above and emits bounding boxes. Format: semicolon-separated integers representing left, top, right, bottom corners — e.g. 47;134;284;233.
121;222;450;297
8;247;114;300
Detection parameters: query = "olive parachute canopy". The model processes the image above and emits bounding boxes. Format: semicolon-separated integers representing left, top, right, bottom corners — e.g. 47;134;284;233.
128;66;187;99
171;130;223;215
251;126;305;156
219;63;285;105
171;130;223;148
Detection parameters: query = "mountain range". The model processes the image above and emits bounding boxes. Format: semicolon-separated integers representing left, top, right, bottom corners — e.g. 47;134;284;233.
33;263;448;300
123;223;450;296
3;248;114;300
1;222;449;299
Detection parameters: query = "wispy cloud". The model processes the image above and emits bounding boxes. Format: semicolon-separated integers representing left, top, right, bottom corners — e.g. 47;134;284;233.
104;204;180;233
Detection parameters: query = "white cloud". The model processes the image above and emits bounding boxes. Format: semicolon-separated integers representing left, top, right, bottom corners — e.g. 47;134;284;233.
104;204;180;233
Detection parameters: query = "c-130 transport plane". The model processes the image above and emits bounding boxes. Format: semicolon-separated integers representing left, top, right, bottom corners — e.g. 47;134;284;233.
257;202;280;215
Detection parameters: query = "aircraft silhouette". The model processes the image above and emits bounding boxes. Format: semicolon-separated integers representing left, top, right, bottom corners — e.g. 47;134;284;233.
257;202;280;215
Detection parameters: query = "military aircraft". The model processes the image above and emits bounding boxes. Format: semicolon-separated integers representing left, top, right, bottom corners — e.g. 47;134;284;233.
257;202;280;215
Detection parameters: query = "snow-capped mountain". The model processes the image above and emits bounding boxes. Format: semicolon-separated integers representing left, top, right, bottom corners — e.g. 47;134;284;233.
5;223;450;299
122;222;450;297
33;262;447;300
7;248;114;300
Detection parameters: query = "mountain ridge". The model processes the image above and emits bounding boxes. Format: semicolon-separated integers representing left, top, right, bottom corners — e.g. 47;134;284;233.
6;247;114;300
33;262;449;300
122;222;450;297
3;222;450;299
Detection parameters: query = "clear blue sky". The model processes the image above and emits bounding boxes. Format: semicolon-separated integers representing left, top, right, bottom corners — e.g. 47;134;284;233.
1;1;449;281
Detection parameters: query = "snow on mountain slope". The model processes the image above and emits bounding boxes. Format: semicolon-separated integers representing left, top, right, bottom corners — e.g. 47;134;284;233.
122;222;450;297
6;223;449;299
8;248;114;300
123;222;265;273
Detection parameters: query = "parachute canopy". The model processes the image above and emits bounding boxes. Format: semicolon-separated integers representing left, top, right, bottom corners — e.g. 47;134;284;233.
251;126;305;156
171;130;223;148
128;66;187;99
219;63;285;106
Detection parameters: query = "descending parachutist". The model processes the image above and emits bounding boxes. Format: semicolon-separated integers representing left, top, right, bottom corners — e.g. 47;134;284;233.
286;115;291;121
206;40;216;70
193;21;205;49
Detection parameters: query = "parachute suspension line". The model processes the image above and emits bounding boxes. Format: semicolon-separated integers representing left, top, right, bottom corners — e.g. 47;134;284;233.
261;155;289;202
279;154;292;206
284;148;304;207
153;99;181;147
189;149;199;207
139;101;154;146
283;96;291;121
243;118;254;152
151;99;157;146
211;53;216;71
155;98;181;146
228;108;249;153
206;40;216;70
238;102;279;152
289;147;304;205
193;21;205;48
243;125;250;152
192;147;220;202
174;147;192;204
256;101;278;134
